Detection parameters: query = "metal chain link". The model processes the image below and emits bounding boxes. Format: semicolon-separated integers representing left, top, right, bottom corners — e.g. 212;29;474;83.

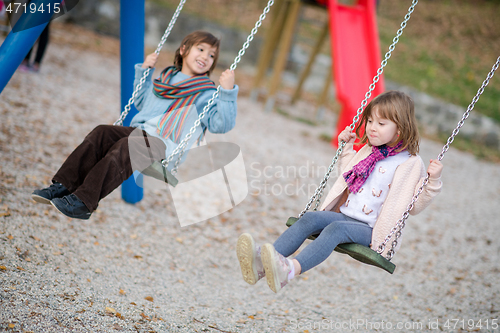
164;0;275;174
378;55;500;260
436;56;500;162
113;0;187;126
297;0;419;218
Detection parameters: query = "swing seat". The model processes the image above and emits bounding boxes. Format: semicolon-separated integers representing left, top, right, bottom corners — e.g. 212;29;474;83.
286;217;395;274
141;161;179;187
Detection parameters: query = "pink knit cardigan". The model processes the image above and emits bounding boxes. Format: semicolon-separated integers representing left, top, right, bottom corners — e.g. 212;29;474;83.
320;143;442;257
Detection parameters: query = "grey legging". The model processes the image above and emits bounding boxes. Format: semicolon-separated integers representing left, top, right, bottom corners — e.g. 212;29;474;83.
273;211;372;272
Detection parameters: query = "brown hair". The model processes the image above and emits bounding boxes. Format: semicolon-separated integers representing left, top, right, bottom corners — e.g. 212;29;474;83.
355;90;420;155
173;31;220;76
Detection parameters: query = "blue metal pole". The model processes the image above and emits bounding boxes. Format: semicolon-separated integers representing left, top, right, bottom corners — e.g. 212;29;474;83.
0;0;62;94
120;0;145;204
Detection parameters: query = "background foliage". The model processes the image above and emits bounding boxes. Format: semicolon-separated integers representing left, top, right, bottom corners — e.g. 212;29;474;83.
152;0;500;122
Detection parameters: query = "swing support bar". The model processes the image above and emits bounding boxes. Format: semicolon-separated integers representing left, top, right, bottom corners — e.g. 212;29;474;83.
120;0;146;204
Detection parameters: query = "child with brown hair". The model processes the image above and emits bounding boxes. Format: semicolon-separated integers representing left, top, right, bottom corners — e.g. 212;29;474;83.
32;31;238;220
237;90;443;292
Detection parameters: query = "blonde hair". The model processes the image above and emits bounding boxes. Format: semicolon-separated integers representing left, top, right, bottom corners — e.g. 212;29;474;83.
173;31;220;76
356;90;420;155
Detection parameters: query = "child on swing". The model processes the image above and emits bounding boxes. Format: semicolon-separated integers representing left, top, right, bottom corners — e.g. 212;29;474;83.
31;31;238;220
237;90;443;293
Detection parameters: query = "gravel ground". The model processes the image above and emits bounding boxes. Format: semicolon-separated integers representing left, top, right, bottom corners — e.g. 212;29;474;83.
1;28;500;333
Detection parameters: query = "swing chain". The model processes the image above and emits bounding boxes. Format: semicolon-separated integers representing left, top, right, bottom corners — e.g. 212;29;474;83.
164;0;276;174
229;0;274;71
437;56;500;161
166;87;220;173
298;141;345;217
114;0;187;126
298;0;419;217
347;0;418;135
378;55;500;260
377;175;429;259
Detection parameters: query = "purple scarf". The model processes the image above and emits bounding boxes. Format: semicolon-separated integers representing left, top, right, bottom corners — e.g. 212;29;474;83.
343;142;403;193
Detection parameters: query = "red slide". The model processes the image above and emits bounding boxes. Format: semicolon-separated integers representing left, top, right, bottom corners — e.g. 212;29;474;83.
328;0;385;148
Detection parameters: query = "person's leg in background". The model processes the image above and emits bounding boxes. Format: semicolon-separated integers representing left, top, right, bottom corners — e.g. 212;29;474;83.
18;21;51;72
19;48;32;72
31;21;51;72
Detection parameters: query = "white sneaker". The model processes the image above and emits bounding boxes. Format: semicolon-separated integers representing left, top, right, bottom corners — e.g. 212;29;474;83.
261;243;292;293
236;233;265;285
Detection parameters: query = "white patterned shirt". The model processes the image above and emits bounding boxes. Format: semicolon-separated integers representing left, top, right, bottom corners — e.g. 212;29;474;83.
340;151;411;227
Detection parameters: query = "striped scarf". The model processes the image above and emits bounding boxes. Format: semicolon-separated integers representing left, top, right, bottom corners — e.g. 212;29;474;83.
153;66;216;142
343;141;403;193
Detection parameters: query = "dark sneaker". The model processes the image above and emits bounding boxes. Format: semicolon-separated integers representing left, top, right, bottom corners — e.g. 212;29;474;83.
51;194;91;220
31;183;70;204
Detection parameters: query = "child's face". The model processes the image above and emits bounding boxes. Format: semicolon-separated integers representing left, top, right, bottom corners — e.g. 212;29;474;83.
180;42;217;76
366;107;400;147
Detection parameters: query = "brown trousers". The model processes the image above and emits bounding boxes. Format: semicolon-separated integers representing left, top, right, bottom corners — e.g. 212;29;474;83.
53;125;166;212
